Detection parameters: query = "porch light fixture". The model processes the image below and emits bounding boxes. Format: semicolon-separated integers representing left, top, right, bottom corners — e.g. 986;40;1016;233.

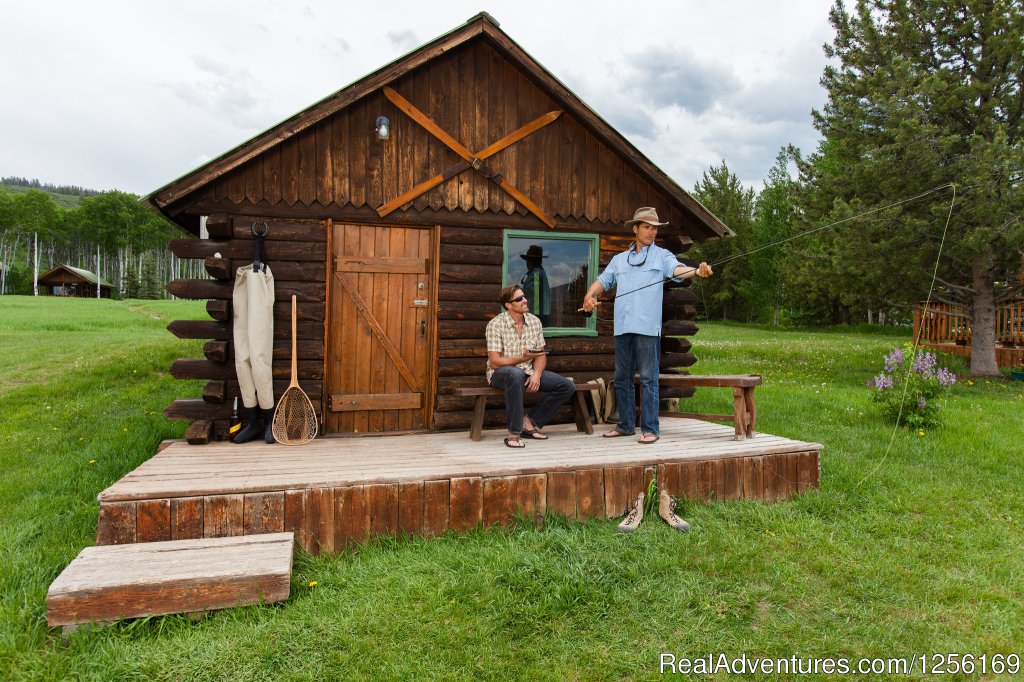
375;116;390;140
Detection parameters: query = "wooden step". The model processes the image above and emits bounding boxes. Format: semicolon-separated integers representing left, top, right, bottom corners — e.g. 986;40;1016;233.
47;533;293;630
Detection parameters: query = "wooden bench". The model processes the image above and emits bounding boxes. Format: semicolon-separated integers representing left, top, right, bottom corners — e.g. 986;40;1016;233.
46;533;294;631
454;383;599;441
640;374;762;440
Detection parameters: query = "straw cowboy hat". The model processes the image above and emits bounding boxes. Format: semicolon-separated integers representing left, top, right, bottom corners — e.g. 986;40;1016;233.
520;244;548;259
624;207;670;228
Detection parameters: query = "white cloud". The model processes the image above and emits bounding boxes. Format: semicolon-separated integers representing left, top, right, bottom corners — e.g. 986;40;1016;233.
387;29;420;52
621;47;742;115
165;55;270;130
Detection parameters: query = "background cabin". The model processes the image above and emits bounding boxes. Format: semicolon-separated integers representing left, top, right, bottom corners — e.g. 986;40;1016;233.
145;13;732;442
37;265;114;298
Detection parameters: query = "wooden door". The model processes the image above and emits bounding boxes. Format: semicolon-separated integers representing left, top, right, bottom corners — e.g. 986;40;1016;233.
325;223;435;433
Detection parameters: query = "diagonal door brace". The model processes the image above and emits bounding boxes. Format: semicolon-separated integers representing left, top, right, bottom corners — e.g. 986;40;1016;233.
335;271;422;394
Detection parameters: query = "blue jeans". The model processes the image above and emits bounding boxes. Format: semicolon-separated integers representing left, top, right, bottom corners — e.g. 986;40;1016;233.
614;334;660;436
489;366;575;434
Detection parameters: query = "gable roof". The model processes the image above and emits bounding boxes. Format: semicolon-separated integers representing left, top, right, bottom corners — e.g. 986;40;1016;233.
144;12;731;239
39;264;114;287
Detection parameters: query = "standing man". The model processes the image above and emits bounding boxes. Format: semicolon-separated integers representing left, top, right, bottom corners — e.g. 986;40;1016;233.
519;244;551;326
486;284;575;448
581;207;713;443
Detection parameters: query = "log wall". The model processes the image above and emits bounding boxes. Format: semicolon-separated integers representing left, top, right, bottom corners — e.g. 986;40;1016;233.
164;215;326;441
433;225;700;431
165;215;704;439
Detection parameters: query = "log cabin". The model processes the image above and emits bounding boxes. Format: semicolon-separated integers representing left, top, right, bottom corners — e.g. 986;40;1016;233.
37;265;114;298
144;12;733;443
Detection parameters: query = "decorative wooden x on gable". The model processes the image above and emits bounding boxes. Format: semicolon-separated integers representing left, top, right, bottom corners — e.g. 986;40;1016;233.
377;86;562;228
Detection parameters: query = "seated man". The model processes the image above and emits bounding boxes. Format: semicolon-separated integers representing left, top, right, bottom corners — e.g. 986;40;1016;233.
486;284;575;448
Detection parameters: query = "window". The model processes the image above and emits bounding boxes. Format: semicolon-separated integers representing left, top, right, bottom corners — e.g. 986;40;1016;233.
503;230;598;336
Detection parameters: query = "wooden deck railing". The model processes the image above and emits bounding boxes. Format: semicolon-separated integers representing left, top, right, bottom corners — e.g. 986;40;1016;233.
914;299;1024;346
913;299;1024;367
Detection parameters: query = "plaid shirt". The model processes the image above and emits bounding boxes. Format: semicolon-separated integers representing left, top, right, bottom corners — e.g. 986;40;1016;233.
485;311;545;382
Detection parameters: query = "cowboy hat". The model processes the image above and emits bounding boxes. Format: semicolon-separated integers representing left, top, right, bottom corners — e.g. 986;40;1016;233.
520;244;548;259
624;207;670;228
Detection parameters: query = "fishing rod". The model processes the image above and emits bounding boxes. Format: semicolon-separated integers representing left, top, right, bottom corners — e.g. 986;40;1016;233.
580;182;957;317
857;182;957;488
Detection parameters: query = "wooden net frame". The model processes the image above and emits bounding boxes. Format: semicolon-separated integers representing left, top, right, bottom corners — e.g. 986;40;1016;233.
272;296;319;445
272;387;318;445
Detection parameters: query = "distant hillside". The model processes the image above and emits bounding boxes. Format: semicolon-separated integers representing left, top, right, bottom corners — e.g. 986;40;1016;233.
1;177;101;209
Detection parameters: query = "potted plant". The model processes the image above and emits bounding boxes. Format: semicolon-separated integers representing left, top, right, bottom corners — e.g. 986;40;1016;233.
1011;365;1024;382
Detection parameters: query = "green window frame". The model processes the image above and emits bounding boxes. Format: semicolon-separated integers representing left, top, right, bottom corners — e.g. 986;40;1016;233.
503;229;599;337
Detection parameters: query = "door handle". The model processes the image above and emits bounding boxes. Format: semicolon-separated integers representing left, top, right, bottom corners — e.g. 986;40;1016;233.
420;320;426;338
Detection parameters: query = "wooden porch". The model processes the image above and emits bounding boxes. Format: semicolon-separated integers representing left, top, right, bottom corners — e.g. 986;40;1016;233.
914;300;1024;367
96;419;822;555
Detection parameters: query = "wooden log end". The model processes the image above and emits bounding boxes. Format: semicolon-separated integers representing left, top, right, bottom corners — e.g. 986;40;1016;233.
204;256;233;280
186;420;214;444
203;340;230;363
202;380;227;403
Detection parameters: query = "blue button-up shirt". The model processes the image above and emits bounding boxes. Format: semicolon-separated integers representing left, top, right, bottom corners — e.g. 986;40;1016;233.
597;243;682;336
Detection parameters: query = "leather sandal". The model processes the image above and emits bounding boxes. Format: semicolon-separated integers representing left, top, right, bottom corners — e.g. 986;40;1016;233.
638;434;660;444
504;436;526;448
521;429;548;440
602;428;633;438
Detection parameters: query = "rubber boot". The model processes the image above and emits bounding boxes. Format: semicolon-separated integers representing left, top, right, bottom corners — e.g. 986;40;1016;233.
617;492;644;533
262;408;277;444
659;490;691;532
233;407;264;444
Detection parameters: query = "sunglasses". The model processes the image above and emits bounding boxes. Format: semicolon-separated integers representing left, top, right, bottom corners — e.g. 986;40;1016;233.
509;295;527;303
626;247;648;267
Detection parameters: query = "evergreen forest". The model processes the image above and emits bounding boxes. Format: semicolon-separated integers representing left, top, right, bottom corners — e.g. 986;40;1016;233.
0;178;203;299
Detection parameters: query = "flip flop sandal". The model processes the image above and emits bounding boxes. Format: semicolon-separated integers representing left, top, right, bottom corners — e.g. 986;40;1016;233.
602;428;632;438
521;429;548;440
638;434;660;444
504;437;526;448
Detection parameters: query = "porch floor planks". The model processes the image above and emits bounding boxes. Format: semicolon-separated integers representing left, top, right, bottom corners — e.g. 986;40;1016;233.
100;420;821;502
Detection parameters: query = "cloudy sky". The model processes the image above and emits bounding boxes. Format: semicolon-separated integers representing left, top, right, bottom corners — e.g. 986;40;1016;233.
0;1;834;197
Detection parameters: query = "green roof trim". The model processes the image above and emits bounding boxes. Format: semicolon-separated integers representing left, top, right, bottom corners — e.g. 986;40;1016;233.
42;264;115;288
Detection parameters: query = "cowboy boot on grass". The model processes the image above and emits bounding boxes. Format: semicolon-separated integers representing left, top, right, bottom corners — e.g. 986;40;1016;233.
617;492;644;533
659;490;691;532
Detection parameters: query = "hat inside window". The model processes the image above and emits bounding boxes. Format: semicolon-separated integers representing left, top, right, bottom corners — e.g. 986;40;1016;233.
520;245;548;260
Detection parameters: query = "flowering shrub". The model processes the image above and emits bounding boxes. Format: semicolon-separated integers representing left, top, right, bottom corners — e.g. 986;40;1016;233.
867;347;957;428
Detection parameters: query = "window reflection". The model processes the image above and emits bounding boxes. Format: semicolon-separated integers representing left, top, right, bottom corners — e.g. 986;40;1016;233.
506;234;595;331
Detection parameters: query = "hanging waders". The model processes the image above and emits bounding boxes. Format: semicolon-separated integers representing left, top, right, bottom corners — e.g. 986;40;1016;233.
233;264;275;409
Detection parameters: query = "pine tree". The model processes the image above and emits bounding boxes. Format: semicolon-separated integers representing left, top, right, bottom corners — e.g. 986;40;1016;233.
748;149;796;326
139;252;162;299
122;257;140;299
687;162;756;321
802;0;1024;374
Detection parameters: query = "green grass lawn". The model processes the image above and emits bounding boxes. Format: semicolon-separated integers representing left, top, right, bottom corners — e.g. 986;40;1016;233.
1;298;1021;680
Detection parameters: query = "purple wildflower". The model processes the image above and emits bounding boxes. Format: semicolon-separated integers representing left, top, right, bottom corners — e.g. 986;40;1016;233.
884;348;905;373
936;368;957;388
874;373;893;390
918;396;927;408
913;351;937;379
